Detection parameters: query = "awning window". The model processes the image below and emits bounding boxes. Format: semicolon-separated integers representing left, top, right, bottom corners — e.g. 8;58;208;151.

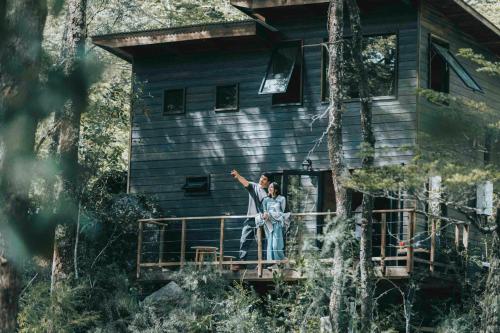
182;176;210;195
259;42;301;95
431;42;482;92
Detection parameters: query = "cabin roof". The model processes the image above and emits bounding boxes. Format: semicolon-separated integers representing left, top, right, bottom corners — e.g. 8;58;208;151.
92;19;280;62
230;0;500;55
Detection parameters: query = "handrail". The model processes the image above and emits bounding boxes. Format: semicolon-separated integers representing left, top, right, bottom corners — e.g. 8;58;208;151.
136;208;423;279
137;209;417;224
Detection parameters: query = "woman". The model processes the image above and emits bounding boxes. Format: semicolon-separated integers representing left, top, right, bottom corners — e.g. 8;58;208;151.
256;182;290;261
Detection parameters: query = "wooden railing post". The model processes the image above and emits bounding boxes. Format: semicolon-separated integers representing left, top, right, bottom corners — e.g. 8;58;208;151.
462;224;469;251
430;219;436;273
137;221;144;279
180;219;186;268
406;211;414;273
257;226;263;277
381;213;387;275
159;225;165;265
219;218;224;270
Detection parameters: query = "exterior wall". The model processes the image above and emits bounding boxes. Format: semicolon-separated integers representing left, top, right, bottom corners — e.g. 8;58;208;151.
417;0;500;255
130;2;418;220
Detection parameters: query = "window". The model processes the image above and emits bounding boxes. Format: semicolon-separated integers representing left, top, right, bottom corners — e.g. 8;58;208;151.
259;41;303;105
182;176;210;195
163;89;185;115
215;84;238;111
322;34;397;101
429;37;482;92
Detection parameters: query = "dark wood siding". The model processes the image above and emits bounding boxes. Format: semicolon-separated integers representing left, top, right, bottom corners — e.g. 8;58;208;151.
128;3;419;257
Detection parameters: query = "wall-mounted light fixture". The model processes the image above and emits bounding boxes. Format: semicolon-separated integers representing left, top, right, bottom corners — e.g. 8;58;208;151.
301;158;313;171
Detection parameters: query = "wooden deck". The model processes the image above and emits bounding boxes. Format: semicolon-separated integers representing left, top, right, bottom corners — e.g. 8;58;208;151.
136;209;460;283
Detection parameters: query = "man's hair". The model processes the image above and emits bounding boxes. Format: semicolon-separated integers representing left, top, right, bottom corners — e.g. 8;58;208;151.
262;172;272;181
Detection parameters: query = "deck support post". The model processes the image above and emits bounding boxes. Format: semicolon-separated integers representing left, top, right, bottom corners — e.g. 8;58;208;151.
137;221;144;279
180;219;187;268
219;218;224;270
406;212;415;273
257;226;263;277
381;213;387;275
159;225;165;264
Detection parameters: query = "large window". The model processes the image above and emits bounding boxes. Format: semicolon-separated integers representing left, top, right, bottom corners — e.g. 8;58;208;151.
259;40;303;105
429;36;482;93
322;34;397;101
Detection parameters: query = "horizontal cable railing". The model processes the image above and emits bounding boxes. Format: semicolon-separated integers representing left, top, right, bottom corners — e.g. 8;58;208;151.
136;209;481;279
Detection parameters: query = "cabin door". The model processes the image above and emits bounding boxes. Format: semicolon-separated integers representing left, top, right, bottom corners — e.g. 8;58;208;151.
282;171;323;240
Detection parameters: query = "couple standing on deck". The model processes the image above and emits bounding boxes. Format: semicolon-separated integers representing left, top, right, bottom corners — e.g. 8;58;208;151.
230;170;290;270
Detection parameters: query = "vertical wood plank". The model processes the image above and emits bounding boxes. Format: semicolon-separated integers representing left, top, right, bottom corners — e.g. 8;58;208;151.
180;219;187;268
159;225;165;264
381;213;387;275
430;220;436;273
257;226;263;277
455;224;460;251
136;221;144;279
219;218;225;270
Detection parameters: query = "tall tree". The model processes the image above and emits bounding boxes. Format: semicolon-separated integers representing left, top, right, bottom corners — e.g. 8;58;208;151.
345;0;376;331
326;1;351;332
50;0;88;291
0;0;48;331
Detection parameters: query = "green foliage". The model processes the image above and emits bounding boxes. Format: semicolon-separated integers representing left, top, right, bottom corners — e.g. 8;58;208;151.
18;281;101;333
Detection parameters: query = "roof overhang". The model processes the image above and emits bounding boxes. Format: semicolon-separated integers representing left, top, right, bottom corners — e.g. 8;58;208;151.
92;19;280;62
429;0;500;56
230;0;500;56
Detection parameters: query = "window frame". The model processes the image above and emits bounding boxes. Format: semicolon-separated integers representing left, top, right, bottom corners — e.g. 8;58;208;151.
321;32;399;103
259;40;303;106
428;34;483;93
214;83;239;112
162;88;186;116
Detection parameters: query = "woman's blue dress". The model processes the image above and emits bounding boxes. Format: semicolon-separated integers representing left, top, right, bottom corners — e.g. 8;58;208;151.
256;195;290;261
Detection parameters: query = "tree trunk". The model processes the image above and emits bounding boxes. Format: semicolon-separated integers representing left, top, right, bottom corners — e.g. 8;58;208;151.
0;1;47;331
345;0;376;331
50;0;88;291
326;1;351;332
482;211;500;333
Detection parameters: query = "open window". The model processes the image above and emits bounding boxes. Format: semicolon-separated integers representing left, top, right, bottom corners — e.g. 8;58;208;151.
259;40;303;105
429;36;482;93
163;88;185;115
322;34;397;101
215;84;238;111
182;175;210;196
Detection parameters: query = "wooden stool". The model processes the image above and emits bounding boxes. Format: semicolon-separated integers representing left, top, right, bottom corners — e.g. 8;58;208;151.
191;246;218;268
217;255;236;270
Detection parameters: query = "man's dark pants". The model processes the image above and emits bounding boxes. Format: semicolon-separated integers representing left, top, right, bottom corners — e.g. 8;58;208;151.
239;218;256;260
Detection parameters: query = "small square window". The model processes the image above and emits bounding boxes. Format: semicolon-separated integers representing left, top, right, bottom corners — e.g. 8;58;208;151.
215;84;238;111
182;175;210;196
163;89;185;115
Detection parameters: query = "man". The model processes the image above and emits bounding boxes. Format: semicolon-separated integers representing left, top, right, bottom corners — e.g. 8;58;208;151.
231;170;270;269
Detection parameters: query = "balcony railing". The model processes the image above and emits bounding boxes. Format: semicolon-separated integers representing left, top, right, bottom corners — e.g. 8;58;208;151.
136;208;468;280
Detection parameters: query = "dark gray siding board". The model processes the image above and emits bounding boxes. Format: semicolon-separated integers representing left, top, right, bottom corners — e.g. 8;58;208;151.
130;4;419;221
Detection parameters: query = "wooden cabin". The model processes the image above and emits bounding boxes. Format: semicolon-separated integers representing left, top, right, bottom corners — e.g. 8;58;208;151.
92;0;500;282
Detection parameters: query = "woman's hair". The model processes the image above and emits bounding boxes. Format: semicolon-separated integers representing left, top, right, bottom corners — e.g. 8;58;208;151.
269;182;281;197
